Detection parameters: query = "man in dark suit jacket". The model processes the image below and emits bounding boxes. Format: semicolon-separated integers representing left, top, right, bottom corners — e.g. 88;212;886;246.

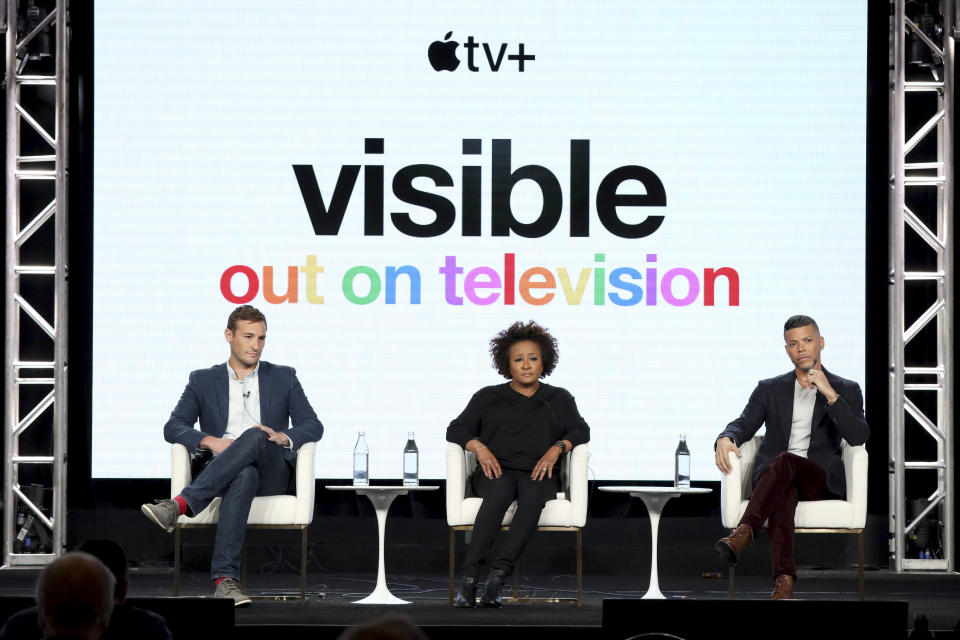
714;315;869;599
141;305;323;606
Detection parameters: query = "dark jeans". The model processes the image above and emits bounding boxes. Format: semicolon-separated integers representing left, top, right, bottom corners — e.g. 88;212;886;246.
463;467;561;579
179;428;294;582
739;451;832;578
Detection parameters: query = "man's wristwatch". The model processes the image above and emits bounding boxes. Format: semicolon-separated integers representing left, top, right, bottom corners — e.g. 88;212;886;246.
554;440;567;454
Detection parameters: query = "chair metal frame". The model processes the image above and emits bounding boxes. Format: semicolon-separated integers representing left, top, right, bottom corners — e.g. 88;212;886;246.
720;435;867;600
448;524;583;605
170;441;316;602
446;442;588;606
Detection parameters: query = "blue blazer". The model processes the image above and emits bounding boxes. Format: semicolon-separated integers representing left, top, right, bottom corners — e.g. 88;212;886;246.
716;369;869;499
163;361;324;452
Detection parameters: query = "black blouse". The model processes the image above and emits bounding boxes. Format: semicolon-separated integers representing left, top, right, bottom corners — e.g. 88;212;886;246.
446;383;590;472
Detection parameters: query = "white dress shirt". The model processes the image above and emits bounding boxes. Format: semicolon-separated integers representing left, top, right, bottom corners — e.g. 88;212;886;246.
224;361;261;443
220;362;295;452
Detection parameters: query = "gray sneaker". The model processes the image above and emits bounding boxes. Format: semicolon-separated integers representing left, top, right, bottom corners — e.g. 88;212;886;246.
140;499;179;533
214;577;252;607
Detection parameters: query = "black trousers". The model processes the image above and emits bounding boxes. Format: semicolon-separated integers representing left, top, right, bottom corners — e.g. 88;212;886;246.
462;467;561;578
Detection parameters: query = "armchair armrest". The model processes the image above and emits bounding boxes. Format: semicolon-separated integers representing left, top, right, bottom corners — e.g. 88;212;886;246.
566;444;589;527
293;442;317;525
446;442;475;525
171;444;191;498
719;435;761;528
842;441;868;528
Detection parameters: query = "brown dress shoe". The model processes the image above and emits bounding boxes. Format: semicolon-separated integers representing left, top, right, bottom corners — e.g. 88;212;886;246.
770;574;794;599
715;524;753;564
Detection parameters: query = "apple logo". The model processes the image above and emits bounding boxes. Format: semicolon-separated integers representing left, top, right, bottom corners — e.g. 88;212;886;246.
428;31;460;71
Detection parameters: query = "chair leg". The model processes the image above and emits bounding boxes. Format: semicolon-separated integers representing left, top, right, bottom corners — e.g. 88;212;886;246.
576;528;582;607
448;528;456;605
173;526;181;596
240;544;247;594
513;560;520;599
728;565;736;600
300;526;308;603
857;530;864;601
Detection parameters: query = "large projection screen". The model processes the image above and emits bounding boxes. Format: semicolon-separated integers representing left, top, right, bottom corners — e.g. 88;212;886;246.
92;1;867;481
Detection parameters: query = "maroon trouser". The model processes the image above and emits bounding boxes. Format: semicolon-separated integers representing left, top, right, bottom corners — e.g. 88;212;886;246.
739;451;832;578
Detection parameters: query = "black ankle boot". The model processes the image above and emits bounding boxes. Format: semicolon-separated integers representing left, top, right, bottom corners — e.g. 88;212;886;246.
480;568;506;608
453;576;477;607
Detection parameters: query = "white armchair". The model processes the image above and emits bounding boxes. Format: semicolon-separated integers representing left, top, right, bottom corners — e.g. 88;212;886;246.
720;435;867;599
171;441;316;601
446;442;589;605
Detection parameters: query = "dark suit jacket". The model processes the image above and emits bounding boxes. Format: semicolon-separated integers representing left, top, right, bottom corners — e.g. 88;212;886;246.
716;369;869;499
163;361;323;452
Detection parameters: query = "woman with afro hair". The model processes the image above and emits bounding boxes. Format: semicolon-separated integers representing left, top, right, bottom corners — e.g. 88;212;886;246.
446;320;590;608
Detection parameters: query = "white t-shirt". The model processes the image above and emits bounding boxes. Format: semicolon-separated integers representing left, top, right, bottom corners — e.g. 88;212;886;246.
788;380;817;457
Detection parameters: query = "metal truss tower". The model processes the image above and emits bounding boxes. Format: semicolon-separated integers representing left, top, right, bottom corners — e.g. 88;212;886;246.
890;0;955;571
3;0;69;566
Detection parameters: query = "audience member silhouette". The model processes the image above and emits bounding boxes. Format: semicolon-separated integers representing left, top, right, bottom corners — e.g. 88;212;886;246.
33;551;114;640
336;614;427;640
0;541;171;640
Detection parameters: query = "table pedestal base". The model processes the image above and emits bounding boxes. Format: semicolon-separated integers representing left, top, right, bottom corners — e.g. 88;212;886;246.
598;485;712;600
637;493;672;600
352;490;409;605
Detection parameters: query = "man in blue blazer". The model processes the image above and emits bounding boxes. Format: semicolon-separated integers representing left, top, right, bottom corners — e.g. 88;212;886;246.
714;315;869;599
141;305;323;606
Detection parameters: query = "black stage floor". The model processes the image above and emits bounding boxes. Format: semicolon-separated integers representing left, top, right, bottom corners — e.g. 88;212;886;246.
2;567;959;638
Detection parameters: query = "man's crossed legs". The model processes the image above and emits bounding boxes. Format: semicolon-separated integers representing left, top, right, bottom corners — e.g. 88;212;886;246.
716;451;829;599
142;429;293;606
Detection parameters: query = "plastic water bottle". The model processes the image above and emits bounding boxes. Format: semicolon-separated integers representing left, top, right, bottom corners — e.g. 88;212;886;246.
353;431;369;486
403;431;419;486
675;434;690;488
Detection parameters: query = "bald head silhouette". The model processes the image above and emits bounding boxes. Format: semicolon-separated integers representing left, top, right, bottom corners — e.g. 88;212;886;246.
35;551;116;639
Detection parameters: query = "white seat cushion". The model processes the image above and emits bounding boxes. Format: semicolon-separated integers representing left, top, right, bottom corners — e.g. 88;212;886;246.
455;496;577;528
171;442;316;527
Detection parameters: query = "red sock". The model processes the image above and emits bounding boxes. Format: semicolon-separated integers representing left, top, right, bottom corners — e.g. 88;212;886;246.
173;495;188;515
215;577;227;586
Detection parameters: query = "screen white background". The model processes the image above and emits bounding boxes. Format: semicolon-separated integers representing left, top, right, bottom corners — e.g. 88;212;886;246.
92;0;867;480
